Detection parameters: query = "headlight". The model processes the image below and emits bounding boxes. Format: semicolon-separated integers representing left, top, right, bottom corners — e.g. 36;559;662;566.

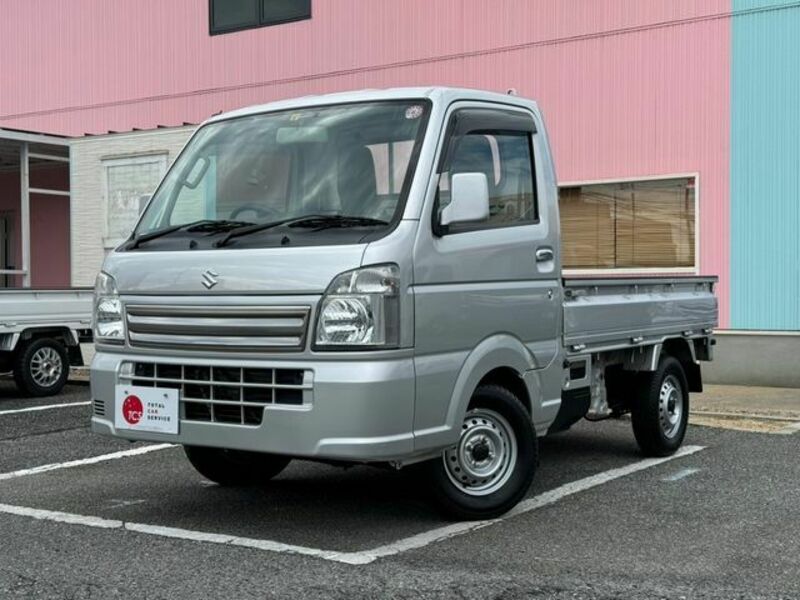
93;272;123;343
314;264;400;348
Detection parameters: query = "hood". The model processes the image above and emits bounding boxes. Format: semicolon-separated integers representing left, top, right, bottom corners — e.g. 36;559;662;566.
104;244;365;295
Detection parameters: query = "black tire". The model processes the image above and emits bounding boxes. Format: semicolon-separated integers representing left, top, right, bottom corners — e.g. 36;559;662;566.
183;445;291;486
420;384;537;520
13;337;70;397
631;356;689;457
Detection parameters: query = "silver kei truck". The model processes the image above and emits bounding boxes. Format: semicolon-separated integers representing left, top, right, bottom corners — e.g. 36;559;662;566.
90;87;718;519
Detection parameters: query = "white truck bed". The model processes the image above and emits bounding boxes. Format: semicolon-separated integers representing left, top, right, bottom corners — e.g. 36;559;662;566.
0;289;94;336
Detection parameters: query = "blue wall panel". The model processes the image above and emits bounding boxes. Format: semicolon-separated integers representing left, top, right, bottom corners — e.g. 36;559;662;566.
732;0;800;330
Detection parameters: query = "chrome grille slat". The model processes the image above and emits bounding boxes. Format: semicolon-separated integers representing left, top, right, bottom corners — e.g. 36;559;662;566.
127;332;303;349
126;315;306;336
125;305;310;352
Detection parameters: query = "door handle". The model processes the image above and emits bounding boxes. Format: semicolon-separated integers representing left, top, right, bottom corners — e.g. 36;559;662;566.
535;247;554;263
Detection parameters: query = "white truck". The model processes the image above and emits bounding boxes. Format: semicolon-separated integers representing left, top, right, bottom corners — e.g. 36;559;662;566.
0;289;93;396
90;88;718;519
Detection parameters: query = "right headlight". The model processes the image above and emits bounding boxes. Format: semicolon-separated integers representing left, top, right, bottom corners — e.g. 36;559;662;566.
314;264;400;349
93;272;124;343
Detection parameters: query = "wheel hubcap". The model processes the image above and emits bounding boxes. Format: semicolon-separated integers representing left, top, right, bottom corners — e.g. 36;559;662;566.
443;408;517;496
659;374;684;439
30;347;63;388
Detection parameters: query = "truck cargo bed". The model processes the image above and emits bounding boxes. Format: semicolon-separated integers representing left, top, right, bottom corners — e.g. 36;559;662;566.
562;277;718;354
0;289;94;334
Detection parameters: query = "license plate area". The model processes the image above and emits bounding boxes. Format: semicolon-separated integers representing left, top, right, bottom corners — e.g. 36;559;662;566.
114;384;179;434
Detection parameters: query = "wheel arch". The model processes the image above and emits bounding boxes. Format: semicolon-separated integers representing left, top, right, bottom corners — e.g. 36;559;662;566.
662;338;702;393
444;334;537;439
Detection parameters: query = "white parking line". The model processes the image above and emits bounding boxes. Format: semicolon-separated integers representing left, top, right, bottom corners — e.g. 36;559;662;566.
0;443;175;483
0;401;91;416
0;444;705;565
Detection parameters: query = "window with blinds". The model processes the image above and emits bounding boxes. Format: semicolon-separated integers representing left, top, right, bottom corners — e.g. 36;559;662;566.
559;177;695;270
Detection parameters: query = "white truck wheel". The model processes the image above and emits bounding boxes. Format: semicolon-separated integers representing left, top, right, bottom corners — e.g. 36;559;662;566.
13;338;69;397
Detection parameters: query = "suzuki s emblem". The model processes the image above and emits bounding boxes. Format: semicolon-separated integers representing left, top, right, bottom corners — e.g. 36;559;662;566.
201;269;219;290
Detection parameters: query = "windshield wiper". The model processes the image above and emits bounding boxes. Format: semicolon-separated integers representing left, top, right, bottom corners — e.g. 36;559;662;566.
125;219;253;250
288;215;389;230
213;214;387;247
214;215;324;248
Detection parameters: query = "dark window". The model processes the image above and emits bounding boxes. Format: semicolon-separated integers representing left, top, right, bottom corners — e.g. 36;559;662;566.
210;0;311;35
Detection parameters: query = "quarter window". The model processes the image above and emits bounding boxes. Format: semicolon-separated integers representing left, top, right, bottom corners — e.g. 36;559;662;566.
559;177;696;270
438;132;537;231
210;0;311;35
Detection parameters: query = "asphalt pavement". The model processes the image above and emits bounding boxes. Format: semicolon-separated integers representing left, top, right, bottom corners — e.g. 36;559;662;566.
0;379;798;599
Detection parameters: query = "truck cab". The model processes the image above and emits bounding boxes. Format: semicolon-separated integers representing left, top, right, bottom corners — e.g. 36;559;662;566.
90;88;717;519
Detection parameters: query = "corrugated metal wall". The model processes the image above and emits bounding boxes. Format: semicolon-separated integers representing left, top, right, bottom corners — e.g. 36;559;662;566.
0;0;732;324
731;0;800;330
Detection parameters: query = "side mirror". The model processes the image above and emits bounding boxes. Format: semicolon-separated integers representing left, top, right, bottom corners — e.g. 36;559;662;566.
440;172;490;227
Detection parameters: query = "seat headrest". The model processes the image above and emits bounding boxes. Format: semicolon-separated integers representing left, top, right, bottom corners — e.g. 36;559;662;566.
337;144;377;217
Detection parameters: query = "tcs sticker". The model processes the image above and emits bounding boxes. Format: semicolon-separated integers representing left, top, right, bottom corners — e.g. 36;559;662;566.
115;385;179;434
122;394;144;425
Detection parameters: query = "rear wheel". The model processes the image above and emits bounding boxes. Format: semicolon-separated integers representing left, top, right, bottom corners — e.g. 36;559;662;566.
631;356;689;457
421;384;537;520
183;446;291;486
13;337;69;397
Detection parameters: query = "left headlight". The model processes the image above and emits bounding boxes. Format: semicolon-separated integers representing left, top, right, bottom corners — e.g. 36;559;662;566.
93;271;124;343
314;264;400;349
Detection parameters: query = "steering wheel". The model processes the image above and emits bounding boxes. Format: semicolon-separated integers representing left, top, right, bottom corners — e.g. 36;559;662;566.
230;203;282;221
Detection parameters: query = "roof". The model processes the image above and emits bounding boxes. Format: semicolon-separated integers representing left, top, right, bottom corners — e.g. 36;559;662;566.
0;126;70;146
205;86;540;125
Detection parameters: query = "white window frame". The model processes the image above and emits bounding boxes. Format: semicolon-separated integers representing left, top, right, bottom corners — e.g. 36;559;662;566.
558;172;700;276
101;153;168;249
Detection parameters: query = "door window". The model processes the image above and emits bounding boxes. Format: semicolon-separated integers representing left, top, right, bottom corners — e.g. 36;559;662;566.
436;110;538;233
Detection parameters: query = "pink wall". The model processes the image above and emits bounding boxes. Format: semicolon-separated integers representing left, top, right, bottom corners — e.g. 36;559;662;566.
0;0;731;322
0;165;70;288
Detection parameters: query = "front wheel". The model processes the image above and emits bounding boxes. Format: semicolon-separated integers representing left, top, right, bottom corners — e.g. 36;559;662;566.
631;356;690;457
183;446;291;486
421;384;537;520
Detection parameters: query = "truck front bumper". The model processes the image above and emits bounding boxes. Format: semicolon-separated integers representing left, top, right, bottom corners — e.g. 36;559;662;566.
90;350;416;462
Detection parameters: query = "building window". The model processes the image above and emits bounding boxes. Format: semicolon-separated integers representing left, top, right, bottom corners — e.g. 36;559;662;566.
559;176;696;270
210;0;311;35
103;154;168;248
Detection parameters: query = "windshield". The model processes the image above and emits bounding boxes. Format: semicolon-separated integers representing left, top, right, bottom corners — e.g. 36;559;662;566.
134;100;430;246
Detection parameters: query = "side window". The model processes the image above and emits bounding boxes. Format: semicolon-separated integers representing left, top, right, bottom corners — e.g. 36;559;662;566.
438;129;537;232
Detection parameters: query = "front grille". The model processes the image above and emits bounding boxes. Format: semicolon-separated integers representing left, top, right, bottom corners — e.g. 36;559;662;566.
125;305;310;352
121;362;311;426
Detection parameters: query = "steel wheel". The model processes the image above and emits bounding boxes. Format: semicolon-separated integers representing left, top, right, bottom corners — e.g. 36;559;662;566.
29;346;63;388
443;408;518;497
631;356;689;457
658;374;684;439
